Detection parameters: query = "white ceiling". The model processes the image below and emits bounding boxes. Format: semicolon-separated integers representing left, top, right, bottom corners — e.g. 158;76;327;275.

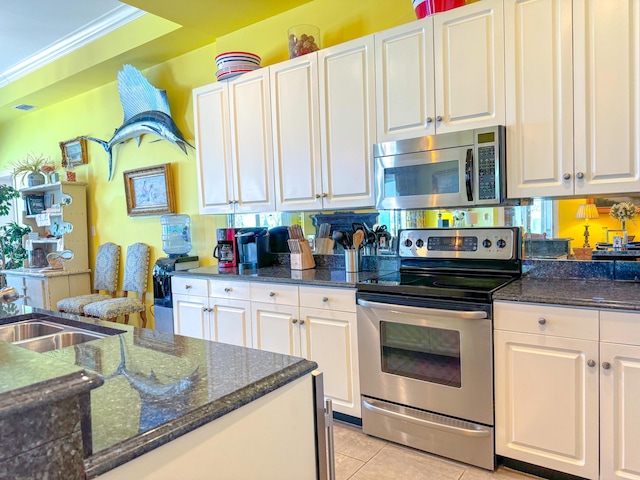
0;0;137;86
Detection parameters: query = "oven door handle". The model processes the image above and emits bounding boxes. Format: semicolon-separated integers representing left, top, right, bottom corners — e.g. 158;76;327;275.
363;398;491;438
357;299;487;319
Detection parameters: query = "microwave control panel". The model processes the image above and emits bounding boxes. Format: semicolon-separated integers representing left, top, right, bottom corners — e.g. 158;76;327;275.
477;145;496;200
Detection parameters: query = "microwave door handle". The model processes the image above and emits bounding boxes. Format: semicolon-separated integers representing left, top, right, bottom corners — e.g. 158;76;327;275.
465;148;474;202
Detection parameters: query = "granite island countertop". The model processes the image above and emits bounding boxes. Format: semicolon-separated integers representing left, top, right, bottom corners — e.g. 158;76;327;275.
174;265;392;287
494;276;640;311
0;307;317;478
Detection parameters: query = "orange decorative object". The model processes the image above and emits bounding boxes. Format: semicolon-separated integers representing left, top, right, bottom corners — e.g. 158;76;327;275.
66;171;76;182
413;0;467;19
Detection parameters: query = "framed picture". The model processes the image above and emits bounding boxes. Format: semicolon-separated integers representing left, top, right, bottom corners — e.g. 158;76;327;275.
60;137;88;167
595;196;640;214
123;163;175;217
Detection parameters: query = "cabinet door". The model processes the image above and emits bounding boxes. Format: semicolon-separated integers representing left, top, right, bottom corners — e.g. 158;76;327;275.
433;0;505;134
192;82;235;214
299;307;360;417
600;342;640;480
271;55;323;211
172;293;208;340
318;35;376;210
574;0;640;195
251;302;300;356
505;0;574;198
375;18;436;142
229;69;275;213
494;330;599;479
209;298;252;348
24;277;48;309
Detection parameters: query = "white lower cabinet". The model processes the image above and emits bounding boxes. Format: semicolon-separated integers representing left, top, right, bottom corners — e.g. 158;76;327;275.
251;302;300;356
495;301;640;480
173;292;208;340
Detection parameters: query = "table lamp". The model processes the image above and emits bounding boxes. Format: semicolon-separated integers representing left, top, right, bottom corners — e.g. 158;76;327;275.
576;203;599;248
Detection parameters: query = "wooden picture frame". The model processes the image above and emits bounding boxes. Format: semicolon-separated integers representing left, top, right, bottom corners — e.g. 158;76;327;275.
123;163;175;217
594;196;640;214
59;137;88;167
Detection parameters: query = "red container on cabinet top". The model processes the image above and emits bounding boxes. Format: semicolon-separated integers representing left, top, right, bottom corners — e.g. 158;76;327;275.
413;0;468;18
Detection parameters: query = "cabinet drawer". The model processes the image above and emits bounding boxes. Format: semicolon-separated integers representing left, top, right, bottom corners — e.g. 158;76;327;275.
601;309;640;345
172;276;208;297
299;286;356;312
494;301;598;341
251;282;298;306
209;279;251;300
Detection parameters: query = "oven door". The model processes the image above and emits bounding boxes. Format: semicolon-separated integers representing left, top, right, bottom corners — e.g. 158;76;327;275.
375;147;475;210
357;295;493;426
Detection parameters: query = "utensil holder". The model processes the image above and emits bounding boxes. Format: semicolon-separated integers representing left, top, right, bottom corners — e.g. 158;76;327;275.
344;249;361;272
291;239;316;270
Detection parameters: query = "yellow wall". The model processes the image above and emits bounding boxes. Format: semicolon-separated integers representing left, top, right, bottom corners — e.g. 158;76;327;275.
0;0;416;327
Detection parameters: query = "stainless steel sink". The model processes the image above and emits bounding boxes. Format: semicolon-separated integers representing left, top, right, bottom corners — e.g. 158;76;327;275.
14;331;106;353
2;319;112;353
0;321;64;342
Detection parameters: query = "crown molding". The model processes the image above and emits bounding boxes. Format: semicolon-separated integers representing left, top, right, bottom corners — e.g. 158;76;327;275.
0;5;144;87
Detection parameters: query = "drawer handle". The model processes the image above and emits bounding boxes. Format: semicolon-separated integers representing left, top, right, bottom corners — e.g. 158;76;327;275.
602;362;611;370
587;359;596;367
322;296;329;302
224;287;232;293
269;291;276;297
538;317;546;325
292;319;298;324
185;285;192;290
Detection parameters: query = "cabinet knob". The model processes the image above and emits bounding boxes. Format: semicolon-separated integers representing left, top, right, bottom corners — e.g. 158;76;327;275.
299;319;305;326
576;171;584;179
587;359;596;367
322;296;329;302
322;193;328;198
224;287;232;293
315;194;322;199
292;318;298;324
185;285;192;290
602;362;611;370
538;317;546;325
426;117;433;124
269;291;276;297
234;200;239;204
228;200;234;204
563;173;571;180
436;115;443;122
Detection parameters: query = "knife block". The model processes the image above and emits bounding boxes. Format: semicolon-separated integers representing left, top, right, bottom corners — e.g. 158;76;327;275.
290;239;316;270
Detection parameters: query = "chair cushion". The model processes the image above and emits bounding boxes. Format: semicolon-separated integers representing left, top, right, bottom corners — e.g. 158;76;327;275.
57;294;113;314
122;243;150;294
83;298;145;319
94;242;120;292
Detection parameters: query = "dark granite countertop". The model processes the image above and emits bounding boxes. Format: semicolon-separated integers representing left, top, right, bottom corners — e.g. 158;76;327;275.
174;265;390;287
494;277;640;311
0;307;317;478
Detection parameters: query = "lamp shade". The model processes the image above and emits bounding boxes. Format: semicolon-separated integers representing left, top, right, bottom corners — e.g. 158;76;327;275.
576;203;599;220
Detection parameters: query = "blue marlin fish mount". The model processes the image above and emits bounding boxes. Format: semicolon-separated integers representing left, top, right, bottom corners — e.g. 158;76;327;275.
85;64;193;181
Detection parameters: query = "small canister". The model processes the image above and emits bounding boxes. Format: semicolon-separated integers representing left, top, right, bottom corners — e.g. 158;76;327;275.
344;249;362;273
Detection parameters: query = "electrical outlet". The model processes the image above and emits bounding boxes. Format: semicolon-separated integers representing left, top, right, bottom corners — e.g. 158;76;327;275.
91;226;96;236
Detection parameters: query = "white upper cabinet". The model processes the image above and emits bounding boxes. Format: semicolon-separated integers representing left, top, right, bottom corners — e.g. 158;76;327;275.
505;0;574;198
433;0;505;134
318;36;376;210
375;0;505;143
271;35;376;211
573;0;640;196
193;82;235;214
507;0;640;198
193;68;275;214
375;19;436;141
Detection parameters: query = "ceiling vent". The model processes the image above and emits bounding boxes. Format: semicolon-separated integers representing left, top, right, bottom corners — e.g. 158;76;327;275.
13;104;37;111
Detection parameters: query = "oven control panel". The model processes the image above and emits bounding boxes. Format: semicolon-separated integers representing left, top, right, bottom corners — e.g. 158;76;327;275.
398;227;520;260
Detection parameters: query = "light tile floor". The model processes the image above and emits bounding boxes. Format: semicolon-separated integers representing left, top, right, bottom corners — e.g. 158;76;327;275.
333;421;542;480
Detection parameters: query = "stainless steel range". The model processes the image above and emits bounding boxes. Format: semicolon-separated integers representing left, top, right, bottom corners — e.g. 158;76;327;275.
356;227;522;470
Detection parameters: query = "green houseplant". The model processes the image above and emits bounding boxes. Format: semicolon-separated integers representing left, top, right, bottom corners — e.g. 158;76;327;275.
11;152;54;187
0;185;30;281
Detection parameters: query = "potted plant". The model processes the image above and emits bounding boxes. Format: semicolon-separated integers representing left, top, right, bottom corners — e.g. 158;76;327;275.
0;185;29;284
11;152;55;187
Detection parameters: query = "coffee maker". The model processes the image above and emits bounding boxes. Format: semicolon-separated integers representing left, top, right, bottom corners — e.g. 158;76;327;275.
213;228;238;268
235;227;273;270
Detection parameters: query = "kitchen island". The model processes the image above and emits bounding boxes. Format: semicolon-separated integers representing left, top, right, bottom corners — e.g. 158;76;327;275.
0;307;320;479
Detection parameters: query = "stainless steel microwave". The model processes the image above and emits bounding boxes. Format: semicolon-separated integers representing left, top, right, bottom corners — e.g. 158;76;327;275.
374;126;507;210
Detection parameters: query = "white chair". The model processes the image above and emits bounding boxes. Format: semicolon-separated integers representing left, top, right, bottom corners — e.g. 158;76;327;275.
83;243;150;327
57;242;120;314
